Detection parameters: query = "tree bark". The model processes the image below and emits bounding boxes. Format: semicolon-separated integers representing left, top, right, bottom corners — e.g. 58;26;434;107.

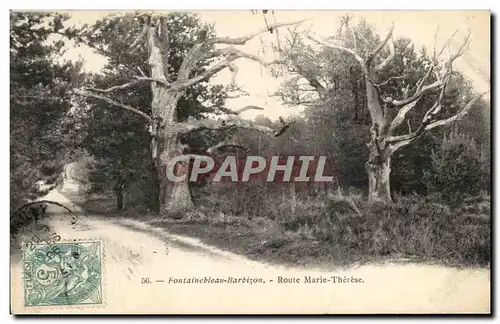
154;93;194;217
148;158;160;213
366;151;392;203
114;171;133;210
156;133;194;217
146;22;194;217
364;74;393;203
114;177;126;210
116;188;125;210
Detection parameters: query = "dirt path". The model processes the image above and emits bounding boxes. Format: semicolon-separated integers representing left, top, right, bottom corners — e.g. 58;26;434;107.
11;191;490;314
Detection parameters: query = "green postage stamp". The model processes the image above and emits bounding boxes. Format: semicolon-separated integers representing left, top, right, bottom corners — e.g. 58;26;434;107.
22;241;103;307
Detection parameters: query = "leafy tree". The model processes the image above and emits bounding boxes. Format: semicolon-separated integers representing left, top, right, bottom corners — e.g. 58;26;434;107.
10;12;83;211
423;130;485;205
72;13;228;211
74;12;299;216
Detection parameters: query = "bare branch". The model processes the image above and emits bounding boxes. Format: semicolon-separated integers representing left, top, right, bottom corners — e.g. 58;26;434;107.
86;80;143;93
85;76;170;94
367;23;395;64
422;78;448;123
388;100;419;135
73;89;152;123
415;64;435;94
205;46;235;60
389;32;471;108
307;35;366;71
280;97;318;107
434;28;461;61
175;115;294;138
389;136;416;153
388;78;443;107
385;29;481;149
174;118;271;136
385;92;487;150
207;20;308;46
232;105;265;115
207;141;249;154
131;23;149;52
424;92;487;131
232;49;287;66
228;62;238;88
297;65;326;94
354;28;373;48
174;48;286;91
351;26;358;51
374;34;395;71
174;59;229;91
226;87;250;99
178;23;290;85
432;23;441;60
402;83;411;100
375;74;409;87
446;31;471;68
213;105;265;116
291;59;327;94
407;119;412;133
137;67;147;77
177;43;204;82
136;76;170;85
383;63;437;106
385;122;426;150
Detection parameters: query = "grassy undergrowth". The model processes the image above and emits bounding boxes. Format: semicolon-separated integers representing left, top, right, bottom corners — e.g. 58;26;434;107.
71;184;491;269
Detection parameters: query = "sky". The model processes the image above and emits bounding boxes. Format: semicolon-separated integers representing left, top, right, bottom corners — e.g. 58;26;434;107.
57;10;490;121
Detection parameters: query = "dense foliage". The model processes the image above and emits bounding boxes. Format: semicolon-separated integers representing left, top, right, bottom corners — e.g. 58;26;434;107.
423;130;488;205
73;12;230;209
10;12;82;211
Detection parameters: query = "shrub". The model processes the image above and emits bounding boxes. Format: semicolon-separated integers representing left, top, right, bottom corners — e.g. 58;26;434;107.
193;182;489;267
423;131;486;206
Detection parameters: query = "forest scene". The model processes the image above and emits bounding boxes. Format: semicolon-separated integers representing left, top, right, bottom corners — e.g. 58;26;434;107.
10;10;491;271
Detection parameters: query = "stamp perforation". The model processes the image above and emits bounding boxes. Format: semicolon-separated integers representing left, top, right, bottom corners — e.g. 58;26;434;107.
20;238;107;310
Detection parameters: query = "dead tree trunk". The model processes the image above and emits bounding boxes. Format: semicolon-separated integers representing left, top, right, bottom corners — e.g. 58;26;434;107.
365;148;392;203
156;127;194;216
146;20;195;213
76;14;302;216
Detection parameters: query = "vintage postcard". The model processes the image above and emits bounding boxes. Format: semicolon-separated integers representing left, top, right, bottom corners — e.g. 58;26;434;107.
10;10;491;314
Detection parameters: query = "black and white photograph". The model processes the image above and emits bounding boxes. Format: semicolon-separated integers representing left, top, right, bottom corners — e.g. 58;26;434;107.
9;9;491;314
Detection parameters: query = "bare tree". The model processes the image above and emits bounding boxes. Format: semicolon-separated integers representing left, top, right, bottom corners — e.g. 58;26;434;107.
74;14;302;216
308;24;488;203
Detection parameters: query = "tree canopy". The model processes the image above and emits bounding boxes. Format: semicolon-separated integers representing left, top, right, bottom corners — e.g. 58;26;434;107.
10;12;83;210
